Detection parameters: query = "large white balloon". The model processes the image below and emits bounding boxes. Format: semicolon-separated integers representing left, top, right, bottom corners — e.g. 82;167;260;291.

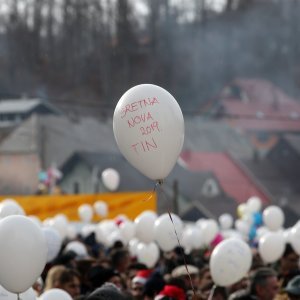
42;227;63;262
101;168;120;191
113;84;184;181
0;216;47;293
258;232;285;263
39;289;72;300
136;242;160;268
94;201;108;217
135;210;157;243
154;213;183;251
210;238;252;287
78;204;93;223
0;286;36;300
263;205;284;231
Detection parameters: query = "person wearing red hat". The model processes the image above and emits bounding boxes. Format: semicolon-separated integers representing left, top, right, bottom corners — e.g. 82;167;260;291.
155;284;186;300
131;269;153;299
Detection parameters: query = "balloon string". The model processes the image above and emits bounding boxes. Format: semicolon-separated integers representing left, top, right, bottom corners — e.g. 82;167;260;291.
208;284;217;300
17;293;20;300
143;180;163;202
167;210;196;296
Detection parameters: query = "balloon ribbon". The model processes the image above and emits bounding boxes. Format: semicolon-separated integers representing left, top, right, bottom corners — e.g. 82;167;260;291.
167;210;196;296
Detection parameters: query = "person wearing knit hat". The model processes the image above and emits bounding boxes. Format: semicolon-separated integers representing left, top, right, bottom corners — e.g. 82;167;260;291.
85;282;126;300
131;269;153;299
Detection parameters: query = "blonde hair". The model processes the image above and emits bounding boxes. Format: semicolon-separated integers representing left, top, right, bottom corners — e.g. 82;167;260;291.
44;265;67;291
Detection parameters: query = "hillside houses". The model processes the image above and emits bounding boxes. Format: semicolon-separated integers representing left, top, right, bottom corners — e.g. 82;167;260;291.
0;79;299;223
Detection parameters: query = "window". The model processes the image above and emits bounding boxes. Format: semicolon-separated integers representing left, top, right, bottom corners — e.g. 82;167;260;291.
201;178;220;197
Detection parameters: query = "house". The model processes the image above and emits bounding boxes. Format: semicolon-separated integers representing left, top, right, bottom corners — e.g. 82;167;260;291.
59;151;154;194
240;134;300;226
0;98;61;127
203;78;300;157
59;150;239;220
179;150;271;205
0;114;118;194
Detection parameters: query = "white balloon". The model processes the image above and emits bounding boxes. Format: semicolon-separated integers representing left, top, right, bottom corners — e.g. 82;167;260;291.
0;286;36;300
42;227;62;262
66;225;77;240
80;224;96;238
256;226;269;240
65;241;88;257
101;168;120;191
210;238;252;287
94;201;108;217
78;204;93;223
247;196;262;213
218;214;233;230
107;230;126;247
258;232;285;263
39;289;72;300
201;219;219;245
263;206;284;231
119;220;136;243
0;201;25;218
128;238;139;257
181;226;203;251
135;210;157;243
113;84;184;181
48;214;69;239
235;219;250;237
136;242;160;268
154;213;183;252
28;216;42;227
0;216;47;293
290;225;300;255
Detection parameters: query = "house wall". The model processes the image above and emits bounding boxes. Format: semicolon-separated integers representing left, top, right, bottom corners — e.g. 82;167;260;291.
0;153;40;194
268;139;300;177
60;161;94;194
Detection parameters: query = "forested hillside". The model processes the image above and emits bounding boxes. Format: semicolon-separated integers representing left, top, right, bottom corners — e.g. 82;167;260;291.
0;0;299;116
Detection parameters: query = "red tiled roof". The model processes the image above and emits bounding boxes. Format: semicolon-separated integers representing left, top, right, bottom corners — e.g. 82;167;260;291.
180;151;270;204
219;79;300;131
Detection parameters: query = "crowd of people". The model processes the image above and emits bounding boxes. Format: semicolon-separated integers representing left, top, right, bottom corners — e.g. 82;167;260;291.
34;227;300;300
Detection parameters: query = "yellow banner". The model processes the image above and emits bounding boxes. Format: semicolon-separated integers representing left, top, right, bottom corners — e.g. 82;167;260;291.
0;192;156;221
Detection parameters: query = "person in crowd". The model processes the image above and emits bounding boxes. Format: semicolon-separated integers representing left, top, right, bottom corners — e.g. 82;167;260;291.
229;267;280;300
197;266;213;293
87;265;123;291
283;275;300;300
85;282;127;300
126;262;149;291
44;266;82;299
130;269;153;300
171;264;199;294
277;243;300;289
44;265;68;291
143;269;166;300
154;277;187;300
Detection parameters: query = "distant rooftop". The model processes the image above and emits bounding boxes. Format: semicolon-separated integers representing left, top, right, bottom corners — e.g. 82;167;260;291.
0;98;61;114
